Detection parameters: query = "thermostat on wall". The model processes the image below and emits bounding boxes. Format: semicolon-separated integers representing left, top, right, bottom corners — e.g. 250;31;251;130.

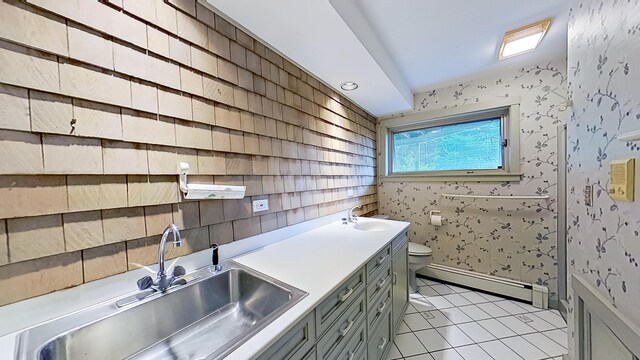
609;159;635;201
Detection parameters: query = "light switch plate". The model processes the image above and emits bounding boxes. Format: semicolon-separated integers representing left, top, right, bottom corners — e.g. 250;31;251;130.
252;199;269;212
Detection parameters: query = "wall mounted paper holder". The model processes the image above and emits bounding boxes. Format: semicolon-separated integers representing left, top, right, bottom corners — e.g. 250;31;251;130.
178;162;246;200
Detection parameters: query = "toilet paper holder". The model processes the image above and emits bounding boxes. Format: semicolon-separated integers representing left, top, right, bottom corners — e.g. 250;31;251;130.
429;210;446;226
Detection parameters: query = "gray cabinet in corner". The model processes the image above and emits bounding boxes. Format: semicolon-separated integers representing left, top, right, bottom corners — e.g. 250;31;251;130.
391;237;409;331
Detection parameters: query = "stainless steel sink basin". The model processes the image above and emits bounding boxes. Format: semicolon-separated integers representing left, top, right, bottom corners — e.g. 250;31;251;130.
16;260;307;360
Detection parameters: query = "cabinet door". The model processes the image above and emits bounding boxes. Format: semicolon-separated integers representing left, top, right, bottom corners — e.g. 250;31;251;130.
391;243;408;330
257;312;316;360
367;306;392;360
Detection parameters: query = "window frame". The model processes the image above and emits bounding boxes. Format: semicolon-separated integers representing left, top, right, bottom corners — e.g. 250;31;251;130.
378;98;522;182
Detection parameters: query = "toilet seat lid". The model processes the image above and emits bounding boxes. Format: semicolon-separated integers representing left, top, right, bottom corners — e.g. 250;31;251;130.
409;242;432;255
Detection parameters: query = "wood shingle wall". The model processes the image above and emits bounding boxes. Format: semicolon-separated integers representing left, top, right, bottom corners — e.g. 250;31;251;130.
0;0;378;305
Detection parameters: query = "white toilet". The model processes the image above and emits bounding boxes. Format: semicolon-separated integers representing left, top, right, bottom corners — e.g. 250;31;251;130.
408;242;432;292
372;215;432;292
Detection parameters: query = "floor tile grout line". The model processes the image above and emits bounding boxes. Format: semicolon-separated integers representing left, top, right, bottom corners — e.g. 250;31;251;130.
404;326;551;348
398;317;567;355
403;280;567;360
414;293;552;313
414;327;455;354
408;303;565;335
539;329;569;349
492;337;527;360
395;330;433;358
449;342;497;360
414;284;561;312
394;329;567;359
519;334;558;359
394;344;563;360
455;321;498;344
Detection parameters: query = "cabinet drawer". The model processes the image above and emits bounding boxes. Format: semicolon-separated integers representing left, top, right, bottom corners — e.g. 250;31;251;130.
366;261;391;308
367;284;392;333
367;306;392;360
257;311;316;360
316;267;366;336
366;245;391;283
332;319;367;360
391;232;408;255
302;349;316;360
317;292;366;360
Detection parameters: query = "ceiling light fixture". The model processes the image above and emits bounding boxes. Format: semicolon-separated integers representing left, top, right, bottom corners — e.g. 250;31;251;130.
340;81;358;91
499;18;552;60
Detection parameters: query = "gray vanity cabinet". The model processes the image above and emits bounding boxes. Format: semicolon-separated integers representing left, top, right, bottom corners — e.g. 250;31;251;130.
391;240;409;330
258;231;409;360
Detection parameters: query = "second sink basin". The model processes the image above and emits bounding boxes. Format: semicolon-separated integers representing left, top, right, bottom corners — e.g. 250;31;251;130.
353;219;393;232
16;260;307;360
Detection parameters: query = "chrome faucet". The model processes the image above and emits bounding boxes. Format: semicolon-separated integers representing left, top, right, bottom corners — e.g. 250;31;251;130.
156;224;183;291
347;205;362;223
136;224;186;294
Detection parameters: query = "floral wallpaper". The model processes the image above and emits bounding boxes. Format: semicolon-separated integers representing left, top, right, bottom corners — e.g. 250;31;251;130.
378;57;569;302
566;0;640;356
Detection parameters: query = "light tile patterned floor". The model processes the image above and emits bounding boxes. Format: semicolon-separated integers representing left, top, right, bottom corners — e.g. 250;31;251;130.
387;277;567;360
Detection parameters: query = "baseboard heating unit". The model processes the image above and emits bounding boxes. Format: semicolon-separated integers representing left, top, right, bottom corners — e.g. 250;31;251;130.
417;263;549;309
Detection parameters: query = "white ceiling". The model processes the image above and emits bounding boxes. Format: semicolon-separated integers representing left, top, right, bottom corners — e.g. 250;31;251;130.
206;0;569;116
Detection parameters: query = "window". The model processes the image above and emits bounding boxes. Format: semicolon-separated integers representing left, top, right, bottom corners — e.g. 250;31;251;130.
392;118;504;173
379;99;521;182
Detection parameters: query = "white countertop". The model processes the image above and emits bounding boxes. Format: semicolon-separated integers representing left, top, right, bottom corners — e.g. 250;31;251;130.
227;218;409;359
0;216;409;359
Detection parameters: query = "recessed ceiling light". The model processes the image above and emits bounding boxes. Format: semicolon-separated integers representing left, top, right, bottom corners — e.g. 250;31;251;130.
499;18;552;60
340;82;358;91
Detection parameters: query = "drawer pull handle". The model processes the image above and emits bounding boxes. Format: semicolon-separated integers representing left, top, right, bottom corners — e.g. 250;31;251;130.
377;299;389;314
376;253;389;266
392;272;398;285
376;275;389;289
338;287;354;302
339;319;354;336
377;337;388;351
346;351;355;360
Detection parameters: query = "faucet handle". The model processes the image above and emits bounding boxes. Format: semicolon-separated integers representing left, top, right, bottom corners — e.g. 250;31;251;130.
172;265;186;277
210;244;219;265
137;275;154;291
210;244;220;270
342;217;348;225
172;278;187;286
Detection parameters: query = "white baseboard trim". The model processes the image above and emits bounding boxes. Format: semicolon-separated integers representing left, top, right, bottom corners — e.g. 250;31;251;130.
417;263;549;309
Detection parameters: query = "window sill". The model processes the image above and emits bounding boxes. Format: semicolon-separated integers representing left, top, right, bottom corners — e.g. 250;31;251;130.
379;172;523;183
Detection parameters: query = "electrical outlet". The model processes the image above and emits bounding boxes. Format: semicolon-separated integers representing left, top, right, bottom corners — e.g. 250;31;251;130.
252;199;269;212
347;189;354;197
584;184;593;207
